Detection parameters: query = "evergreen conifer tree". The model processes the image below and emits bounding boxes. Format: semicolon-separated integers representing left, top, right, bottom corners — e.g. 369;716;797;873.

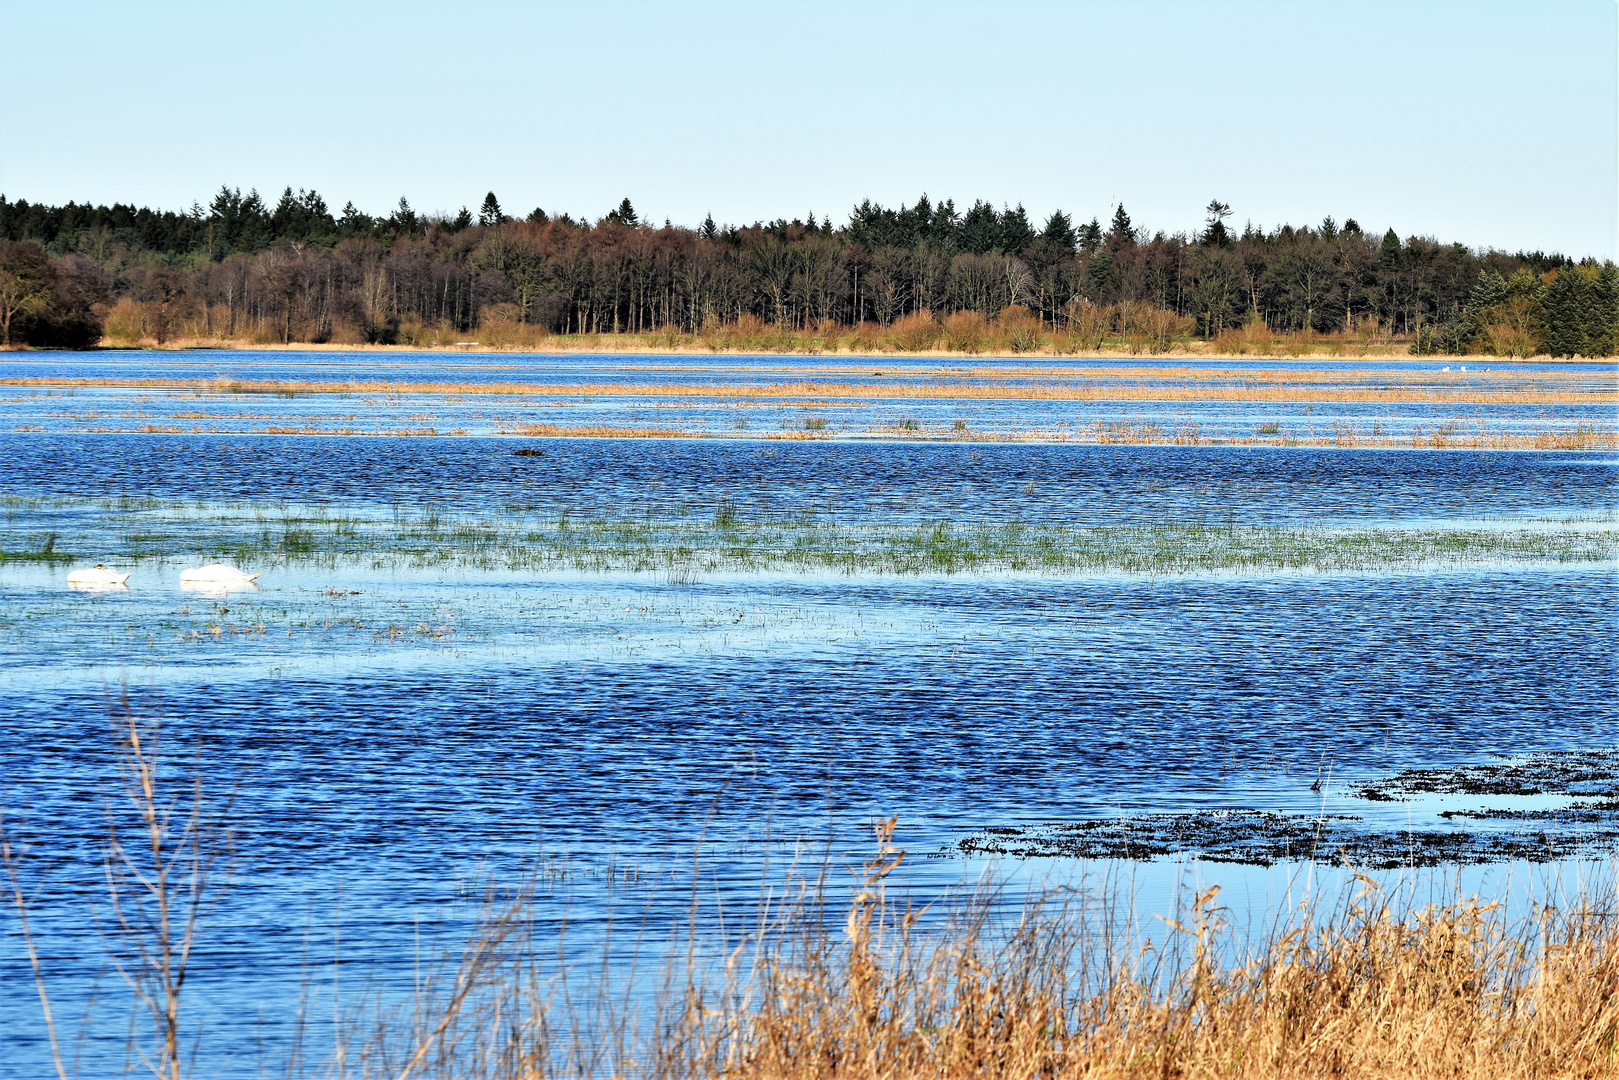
1077;217;1103;251
998;204;1035;253
700;213;717;241
1379;229;1402;268
1107;205;1135;246
478;192;505;228
1593;264;1619;356
1541;267;1597;357
1041;209;1077;251
1200;200;1232;246
391;198;418;233
959;200;1000;254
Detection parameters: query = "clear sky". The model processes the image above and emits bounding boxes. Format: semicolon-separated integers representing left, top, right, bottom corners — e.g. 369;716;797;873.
3;0;1614;258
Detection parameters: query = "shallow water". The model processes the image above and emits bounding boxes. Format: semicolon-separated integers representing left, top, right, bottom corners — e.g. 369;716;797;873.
4;435;1615;526
5;348;1614;445
1;352;1616;1076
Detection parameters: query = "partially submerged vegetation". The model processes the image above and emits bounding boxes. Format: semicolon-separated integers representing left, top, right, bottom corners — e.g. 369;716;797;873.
7;496;1614;577
7;365;1616;447
8;368;1614;407
0;530;70;563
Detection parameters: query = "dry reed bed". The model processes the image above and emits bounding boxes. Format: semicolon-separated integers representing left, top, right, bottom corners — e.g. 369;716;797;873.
364;822;1619;1080
560;364;1605;384
411;421;1619;450
24;421;1618;448
78;328;1619;363
4;375;1612;407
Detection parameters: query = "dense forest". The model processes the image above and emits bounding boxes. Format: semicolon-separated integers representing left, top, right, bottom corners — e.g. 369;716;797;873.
0;186;1614;355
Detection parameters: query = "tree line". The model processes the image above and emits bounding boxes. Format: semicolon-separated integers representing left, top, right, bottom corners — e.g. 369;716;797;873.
0;187;1614;355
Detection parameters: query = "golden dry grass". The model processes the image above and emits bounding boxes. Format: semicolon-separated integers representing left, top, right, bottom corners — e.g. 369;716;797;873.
380;821;1619;1080
4;374;1610;406
76;325;1618;362
40;417;1618;449
504;422;698;438
683;864;1619;1080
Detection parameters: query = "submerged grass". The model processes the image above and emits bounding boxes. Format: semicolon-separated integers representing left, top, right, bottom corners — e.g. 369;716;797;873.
0;530;72;563
10;496;1616;577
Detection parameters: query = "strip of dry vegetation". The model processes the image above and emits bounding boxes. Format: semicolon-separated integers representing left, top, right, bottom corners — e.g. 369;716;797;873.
77;309;1617;363
584;825;1619;1080
19;419;1619;449
5;374;1611;407
70;328;1619;361
281;822;1619;1080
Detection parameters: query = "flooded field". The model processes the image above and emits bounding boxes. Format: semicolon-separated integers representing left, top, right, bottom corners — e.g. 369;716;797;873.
3;348;1615;447
1;350;1616;1076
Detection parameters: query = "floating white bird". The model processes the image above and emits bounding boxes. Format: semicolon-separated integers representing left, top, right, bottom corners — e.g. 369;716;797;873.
179;563;262;587
1440;365;1451;372
66;564;132;588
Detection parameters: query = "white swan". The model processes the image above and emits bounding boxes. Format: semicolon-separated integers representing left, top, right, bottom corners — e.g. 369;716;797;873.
67;563;132;588
180;563;262;588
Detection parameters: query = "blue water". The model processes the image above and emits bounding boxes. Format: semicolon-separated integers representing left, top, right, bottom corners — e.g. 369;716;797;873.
4;348;1613;446
2;435;1613;525
1;354;1615;1076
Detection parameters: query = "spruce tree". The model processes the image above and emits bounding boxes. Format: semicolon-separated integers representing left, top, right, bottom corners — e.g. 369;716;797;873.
1108;205;1135;246
478;192;505;228
1593;264;1619;356
959;200;1000;254
1541;267;1596;357
1200;200;1232;246
998;203;1035;254
1077;217;1103;251
700;213;717;241
391;197;418;234
1041;209;1077;251
1379;229;1402;268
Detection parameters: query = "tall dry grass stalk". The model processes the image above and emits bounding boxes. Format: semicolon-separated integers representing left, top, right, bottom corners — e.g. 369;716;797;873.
340;820;1619;1080
100;698;234;1080
5;698;236;1080
2;819;70;1080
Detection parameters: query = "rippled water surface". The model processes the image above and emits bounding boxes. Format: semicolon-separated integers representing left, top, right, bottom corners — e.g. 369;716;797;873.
5;348;1614;445
1;352;1616;1076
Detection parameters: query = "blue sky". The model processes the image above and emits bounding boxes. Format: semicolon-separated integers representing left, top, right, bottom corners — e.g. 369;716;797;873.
3;0;1614;257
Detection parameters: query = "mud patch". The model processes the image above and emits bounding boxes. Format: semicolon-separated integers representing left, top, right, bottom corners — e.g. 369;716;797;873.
956;810;1619;868
1356;750;1619;801
959;751;1619;867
